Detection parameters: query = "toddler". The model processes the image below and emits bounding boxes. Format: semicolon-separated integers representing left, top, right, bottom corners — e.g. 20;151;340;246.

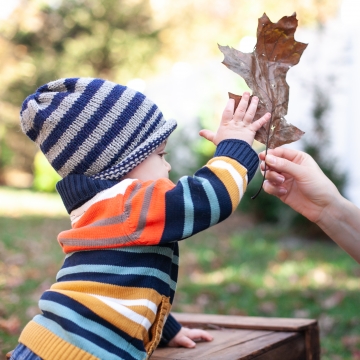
11;77;269;360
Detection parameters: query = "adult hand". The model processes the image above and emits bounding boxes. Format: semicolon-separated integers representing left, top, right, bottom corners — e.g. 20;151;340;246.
259;148;340;224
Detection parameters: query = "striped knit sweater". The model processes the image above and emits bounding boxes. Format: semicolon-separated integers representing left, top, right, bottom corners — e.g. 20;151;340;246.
17;139;259;360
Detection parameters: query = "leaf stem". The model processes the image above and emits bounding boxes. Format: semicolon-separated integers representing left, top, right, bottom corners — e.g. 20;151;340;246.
251;111;273;200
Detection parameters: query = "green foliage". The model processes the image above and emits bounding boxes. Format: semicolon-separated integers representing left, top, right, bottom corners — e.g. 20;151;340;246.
0;137;13;169
0;0;166;185
32;152;61;192
176;224;360;360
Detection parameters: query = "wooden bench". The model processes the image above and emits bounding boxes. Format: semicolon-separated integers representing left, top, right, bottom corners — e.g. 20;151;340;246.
152;313;320;360
6;313;320;360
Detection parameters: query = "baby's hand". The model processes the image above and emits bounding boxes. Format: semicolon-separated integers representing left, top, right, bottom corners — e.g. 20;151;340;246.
167;327;213;348
199;92;271;146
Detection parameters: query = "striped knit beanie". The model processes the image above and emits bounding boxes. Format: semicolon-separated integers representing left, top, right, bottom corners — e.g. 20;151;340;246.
20;78;177;181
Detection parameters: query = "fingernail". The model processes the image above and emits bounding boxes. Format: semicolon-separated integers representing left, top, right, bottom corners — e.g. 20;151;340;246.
266;154;275;165
277;176;285;184
278;188;287;195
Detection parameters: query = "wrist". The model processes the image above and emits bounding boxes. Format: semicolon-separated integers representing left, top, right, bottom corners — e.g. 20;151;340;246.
315;191;348;230
214;139;259;182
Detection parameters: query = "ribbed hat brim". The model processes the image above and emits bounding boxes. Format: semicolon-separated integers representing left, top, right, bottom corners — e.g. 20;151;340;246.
90;117;177;180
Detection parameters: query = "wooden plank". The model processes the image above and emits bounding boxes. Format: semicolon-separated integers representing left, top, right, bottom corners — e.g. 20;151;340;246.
305;323;320;360
172;312;317;332
152;331;300;360
197;332;300;360
250;333;306;360
152;329;271;359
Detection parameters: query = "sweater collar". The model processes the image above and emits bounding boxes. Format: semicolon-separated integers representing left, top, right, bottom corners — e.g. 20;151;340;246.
56;174;118;214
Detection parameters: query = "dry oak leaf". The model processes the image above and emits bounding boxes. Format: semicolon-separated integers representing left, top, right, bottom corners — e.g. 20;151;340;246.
219;13;307;148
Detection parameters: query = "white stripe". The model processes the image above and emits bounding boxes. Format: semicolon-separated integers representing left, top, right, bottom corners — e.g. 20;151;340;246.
89;294;153;330
210;160;245;198
37;92;57;110
88;294;158;314
70;178;136;225
47;78;68;91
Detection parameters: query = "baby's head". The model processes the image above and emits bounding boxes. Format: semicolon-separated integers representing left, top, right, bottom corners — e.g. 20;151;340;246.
20;78;177;181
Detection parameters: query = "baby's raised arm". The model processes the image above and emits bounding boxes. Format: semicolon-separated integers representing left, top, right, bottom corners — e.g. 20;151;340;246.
199;92;270;146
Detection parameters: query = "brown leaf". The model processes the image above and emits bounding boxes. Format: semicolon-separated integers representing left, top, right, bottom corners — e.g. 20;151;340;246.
219;13;307;148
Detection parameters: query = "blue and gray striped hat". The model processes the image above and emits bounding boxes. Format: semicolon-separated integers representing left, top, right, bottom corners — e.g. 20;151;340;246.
20;78;177;181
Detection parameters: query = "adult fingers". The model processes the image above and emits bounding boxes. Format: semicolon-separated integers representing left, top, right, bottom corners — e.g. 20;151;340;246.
261;166;285;185
263;154;304;179
263;180;288;197
259;148;306;163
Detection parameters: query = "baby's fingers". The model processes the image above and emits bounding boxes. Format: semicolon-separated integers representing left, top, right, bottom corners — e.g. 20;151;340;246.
242;96;259;124
175;336;196;348
250;112;271;131
221;99;235;124
186;329;213;342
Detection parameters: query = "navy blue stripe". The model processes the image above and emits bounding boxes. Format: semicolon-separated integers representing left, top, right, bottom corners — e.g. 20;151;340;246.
21;94;33;114
189;176;212;234
62;249;174;274
169;244;179;303
195;166;233;222
51;85;126;171
26;79;78;142
57;272;173;298
26;92;69;142
41;312;138;360
41;79;105;155
63;78;78;92
160;182;185;243
41;291;143;358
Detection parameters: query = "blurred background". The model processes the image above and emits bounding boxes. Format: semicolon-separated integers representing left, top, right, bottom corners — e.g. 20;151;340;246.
1;0;359;358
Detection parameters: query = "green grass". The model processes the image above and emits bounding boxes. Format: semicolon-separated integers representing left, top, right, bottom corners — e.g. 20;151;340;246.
0;187;359;359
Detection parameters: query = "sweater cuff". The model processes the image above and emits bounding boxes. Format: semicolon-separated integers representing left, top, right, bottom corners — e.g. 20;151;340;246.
214;139;259;182
159;314;182;346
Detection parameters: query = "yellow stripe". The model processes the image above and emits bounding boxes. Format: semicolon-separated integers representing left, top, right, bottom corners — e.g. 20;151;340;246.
207;157;248;210
19;321;98;360
51;281;163;303
49;289;152;342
